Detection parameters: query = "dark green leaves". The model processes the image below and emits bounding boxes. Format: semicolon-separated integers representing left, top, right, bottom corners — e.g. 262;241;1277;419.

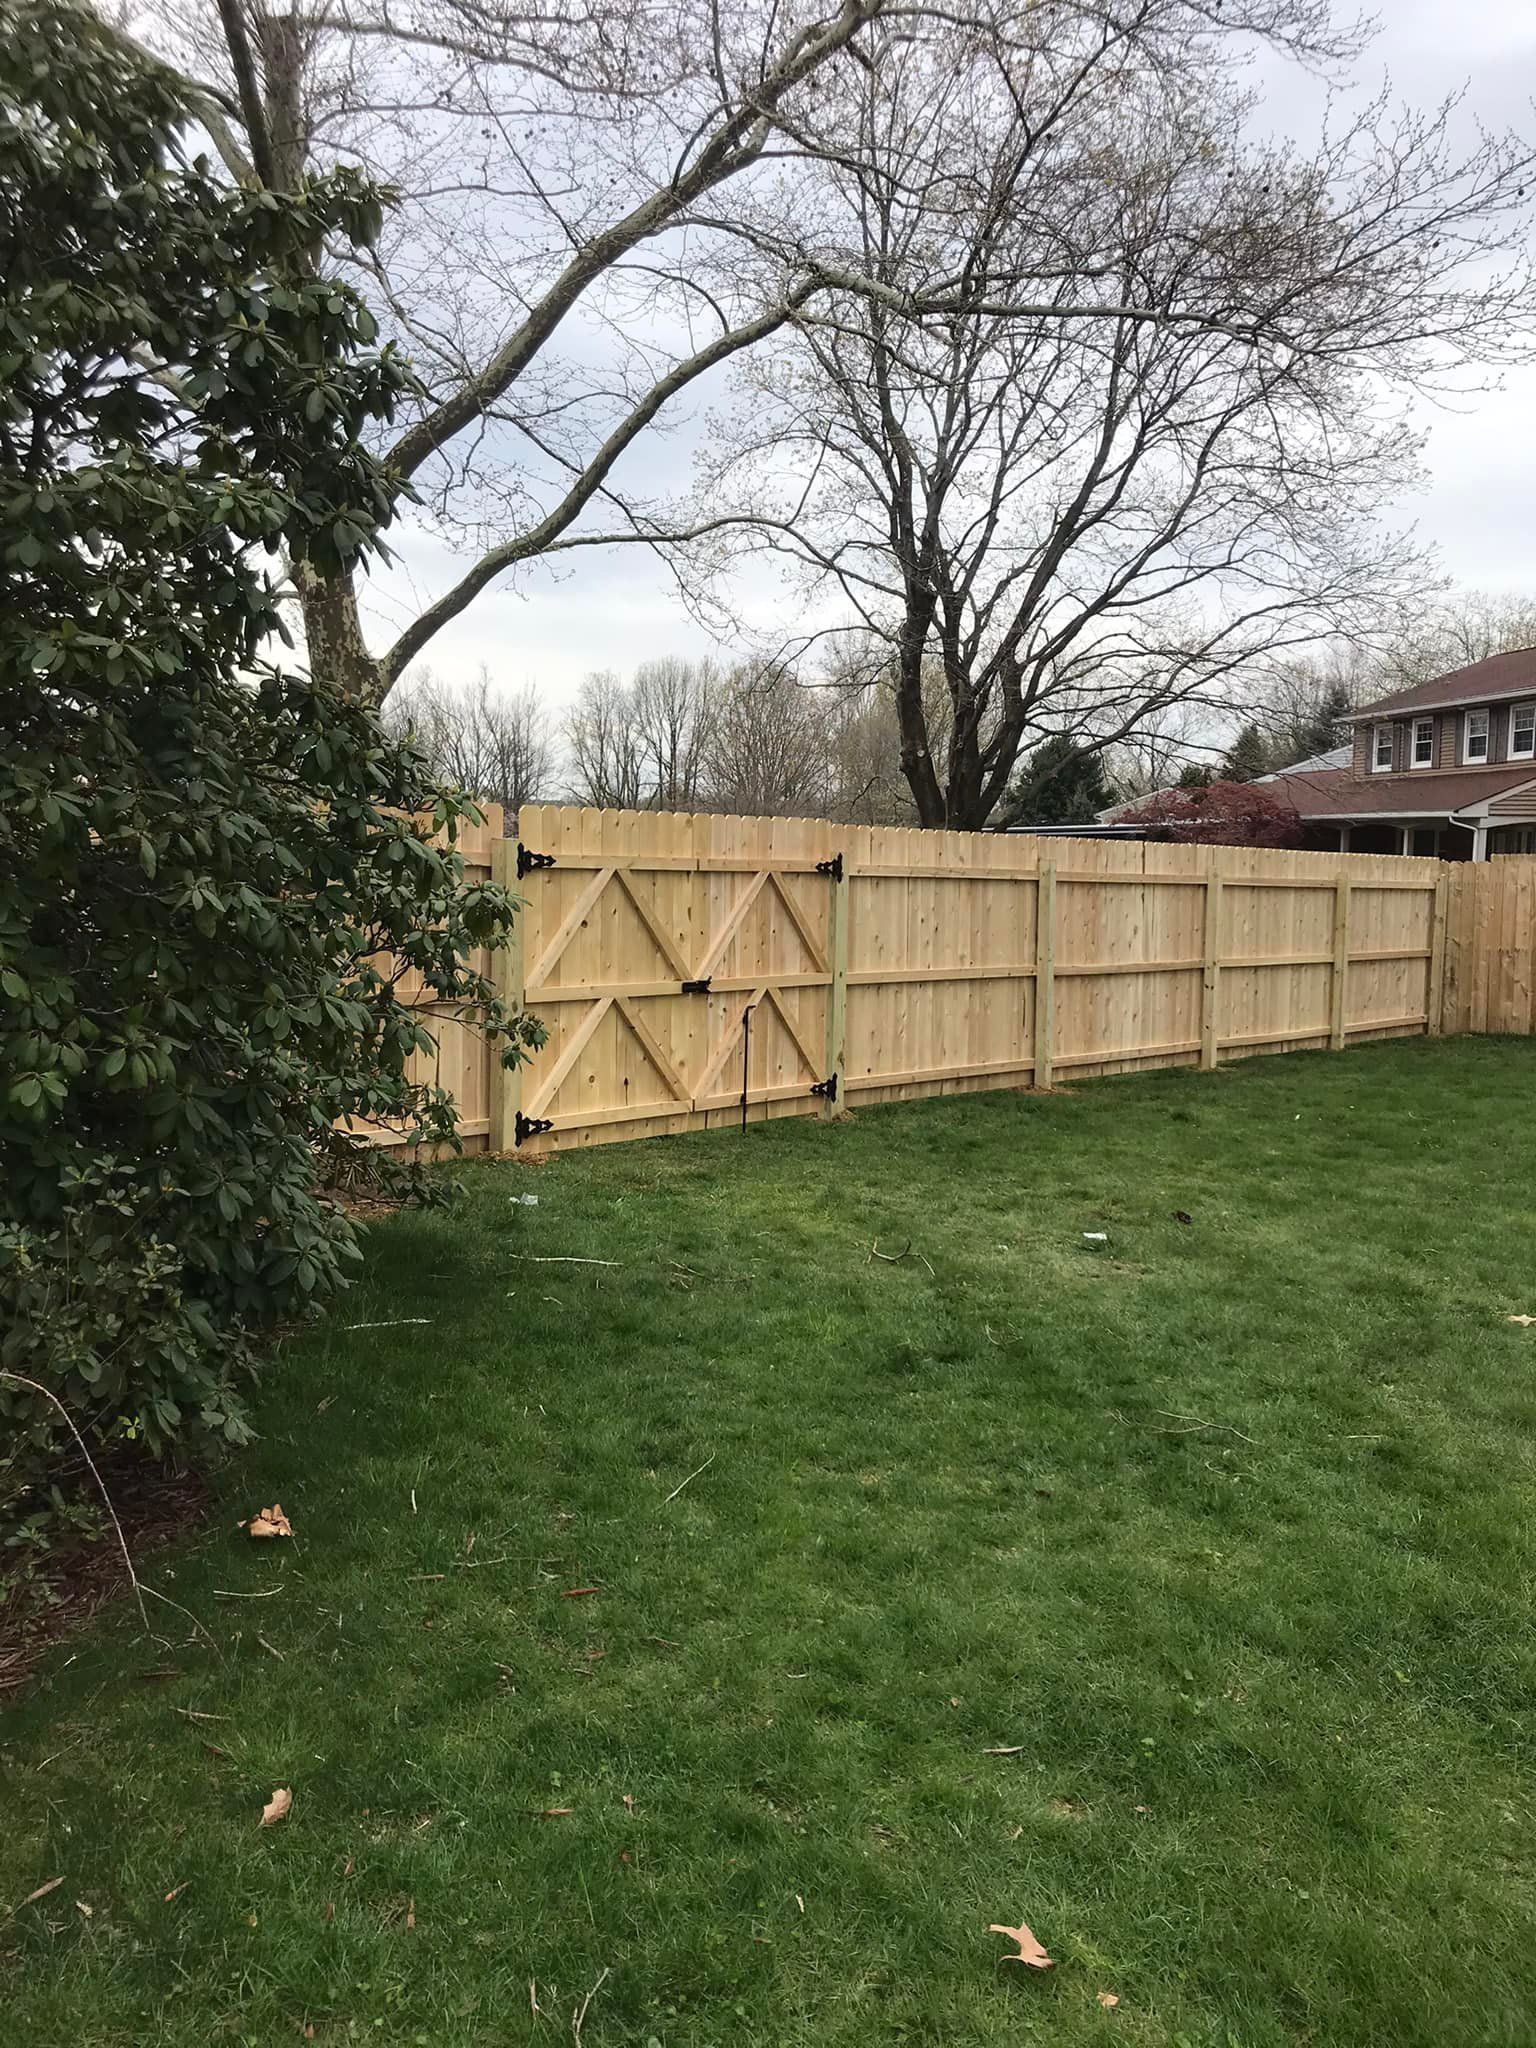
0;0;533;1515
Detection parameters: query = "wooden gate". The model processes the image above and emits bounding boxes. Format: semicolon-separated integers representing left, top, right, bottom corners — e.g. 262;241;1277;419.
489;808;845;1151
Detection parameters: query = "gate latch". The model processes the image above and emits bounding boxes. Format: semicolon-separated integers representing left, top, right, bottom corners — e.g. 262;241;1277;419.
514;1111;554;1146
681;976;712;995
517;843;556;880
815;853;844;880
810;1075;838;1102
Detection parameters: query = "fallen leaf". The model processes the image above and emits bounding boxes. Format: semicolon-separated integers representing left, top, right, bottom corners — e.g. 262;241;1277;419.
163;1882;189;1903
1133;1804;1150;1815
619;1851;631;1865
1507;1314;1536;1327
322;1900;334;1924
245;1503;293;1539
989;1918;1053;1970
260;1787;293;1827
406;1898;416;1930
622;1794;635;1813
1173;1210;1193;1226
303;2027;316;2040
1097;1990;1120;2009
342;1857;355;1878
531;1807;573;1820
562;1586;600;1599
983;1745;1027;1756
75;1899;93;1918
16;1876;64;1909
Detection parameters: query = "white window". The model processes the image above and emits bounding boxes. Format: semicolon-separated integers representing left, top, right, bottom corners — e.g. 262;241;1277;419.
1464;708;1491;764
1511;702;1536;761
1411;715;1435;767
1371;723;1394;772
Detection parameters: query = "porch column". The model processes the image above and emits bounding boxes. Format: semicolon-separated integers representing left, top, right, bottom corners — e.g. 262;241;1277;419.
1471;823;1488;862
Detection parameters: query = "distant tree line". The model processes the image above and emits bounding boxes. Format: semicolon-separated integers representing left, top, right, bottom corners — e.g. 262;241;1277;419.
385;589;1536;830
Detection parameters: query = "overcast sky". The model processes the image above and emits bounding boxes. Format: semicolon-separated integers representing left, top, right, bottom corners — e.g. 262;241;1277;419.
360;0;1536;711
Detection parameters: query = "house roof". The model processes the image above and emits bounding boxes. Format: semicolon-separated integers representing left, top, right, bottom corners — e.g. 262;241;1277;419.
1348;647;1536;722
1270;762;1536;820
1257;744;1349;780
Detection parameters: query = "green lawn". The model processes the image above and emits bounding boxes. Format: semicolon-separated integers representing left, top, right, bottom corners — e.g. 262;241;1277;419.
5;1037;1536;2047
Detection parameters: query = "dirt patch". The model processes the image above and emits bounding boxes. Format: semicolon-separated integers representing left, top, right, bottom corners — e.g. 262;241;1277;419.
0;1460;208;1700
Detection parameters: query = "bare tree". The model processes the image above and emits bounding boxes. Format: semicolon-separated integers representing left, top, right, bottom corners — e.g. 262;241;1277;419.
121;0;1507;739
632;657;719;810
702;662;830;817
127;0;904;702
383;664;553;812
697;21;1536;826
1377;589;1536;687
562;670;647;810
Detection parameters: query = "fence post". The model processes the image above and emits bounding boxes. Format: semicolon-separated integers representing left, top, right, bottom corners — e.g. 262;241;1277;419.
821;854;849;1117
1426;868;1449;1036
1200;854;1223;1070
1034;860;1056;1089
1329;875;1352;1052
488;835;525;1152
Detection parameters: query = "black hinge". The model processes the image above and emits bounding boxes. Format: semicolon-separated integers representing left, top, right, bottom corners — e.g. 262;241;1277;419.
514;1111;553;1146
810;1075;838;1102
815;853;844;880
681;976;712;995
517;843;556;880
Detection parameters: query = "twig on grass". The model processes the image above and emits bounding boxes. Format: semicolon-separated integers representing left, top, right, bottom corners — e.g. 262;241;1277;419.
255;1634;286;1661
343;1318;435;1330
212;1585;283;1599
982;1744;1028;1756
2;1876;64;1922
1151;1408;1258;1446
572;1967;610;2048
663;1452;715;1505
869;1238;912;1264
511;1255;620;1268
1112;1406;1258;1447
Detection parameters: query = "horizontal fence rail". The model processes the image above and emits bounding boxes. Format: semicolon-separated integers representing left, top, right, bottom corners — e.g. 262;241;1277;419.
362;807;1534;1158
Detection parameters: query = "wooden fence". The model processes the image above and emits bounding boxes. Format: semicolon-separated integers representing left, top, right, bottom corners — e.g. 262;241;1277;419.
372;808;1536;1156
1442;855;1536;1034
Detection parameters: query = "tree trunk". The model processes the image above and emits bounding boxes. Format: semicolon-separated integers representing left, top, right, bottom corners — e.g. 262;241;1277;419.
292;561;389;705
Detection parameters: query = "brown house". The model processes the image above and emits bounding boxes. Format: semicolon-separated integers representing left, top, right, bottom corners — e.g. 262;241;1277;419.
1267;649;1536;859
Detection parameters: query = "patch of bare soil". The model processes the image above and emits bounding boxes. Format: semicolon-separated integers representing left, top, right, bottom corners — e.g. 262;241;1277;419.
0;1461;207;1700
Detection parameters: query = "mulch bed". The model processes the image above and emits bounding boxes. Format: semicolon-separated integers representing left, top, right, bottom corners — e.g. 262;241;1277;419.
0;1460;208;1700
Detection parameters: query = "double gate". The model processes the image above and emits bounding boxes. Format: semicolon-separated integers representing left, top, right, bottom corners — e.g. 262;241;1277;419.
488;809;848;1151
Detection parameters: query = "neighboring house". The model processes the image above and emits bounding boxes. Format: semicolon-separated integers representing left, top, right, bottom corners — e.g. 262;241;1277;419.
1256;650;1536;859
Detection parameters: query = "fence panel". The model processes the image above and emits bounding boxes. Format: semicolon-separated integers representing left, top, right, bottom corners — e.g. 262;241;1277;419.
489;807;1447;1155
1441;856;1536;1035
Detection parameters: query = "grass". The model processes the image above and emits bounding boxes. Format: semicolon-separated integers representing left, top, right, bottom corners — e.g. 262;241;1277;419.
4;1036;1536;2047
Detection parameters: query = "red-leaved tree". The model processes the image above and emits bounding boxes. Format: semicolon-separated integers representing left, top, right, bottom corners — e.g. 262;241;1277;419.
1117;781;1303;848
